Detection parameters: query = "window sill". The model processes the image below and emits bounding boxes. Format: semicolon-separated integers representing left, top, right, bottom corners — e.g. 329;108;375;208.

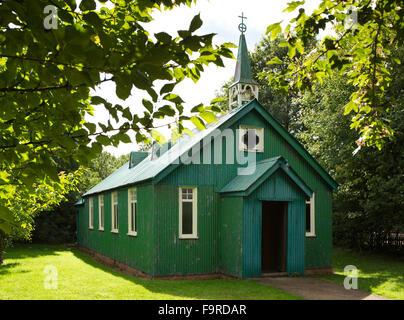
305;233;316;238
111;229;119;234
179;235;198;240
89;227;94;230
240;149;264;153
98;228;104;232
127;232;137;237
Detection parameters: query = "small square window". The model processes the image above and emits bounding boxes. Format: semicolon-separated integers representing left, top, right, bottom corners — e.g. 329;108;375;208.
239;126;264;152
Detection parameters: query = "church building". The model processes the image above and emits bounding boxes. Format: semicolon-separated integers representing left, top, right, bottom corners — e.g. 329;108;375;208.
75;19;337;278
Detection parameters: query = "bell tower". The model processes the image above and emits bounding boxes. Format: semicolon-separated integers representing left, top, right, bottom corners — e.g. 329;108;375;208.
229;13;259;110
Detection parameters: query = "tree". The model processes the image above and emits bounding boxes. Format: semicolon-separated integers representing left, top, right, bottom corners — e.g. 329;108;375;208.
0;170;80;263
264;0;404;149
252;35;316;133
0;0;235;233
33;151;128;244
297;48;404;250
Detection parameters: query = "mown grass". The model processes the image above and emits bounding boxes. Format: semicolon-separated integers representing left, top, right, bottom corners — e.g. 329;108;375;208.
317;247;404;300
0;244;300;300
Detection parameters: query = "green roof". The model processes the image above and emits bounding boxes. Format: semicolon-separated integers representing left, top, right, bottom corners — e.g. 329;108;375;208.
129;151;149;169
220;156;313;198
74;199;85;206
231;34;257;86
83;99;337;197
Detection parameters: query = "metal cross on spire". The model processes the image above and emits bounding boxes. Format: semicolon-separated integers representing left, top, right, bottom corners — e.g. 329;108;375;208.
238;12;247;34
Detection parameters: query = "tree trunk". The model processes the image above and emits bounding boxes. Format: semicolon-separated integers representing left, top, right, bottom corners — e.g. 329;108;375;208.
0;248;3;265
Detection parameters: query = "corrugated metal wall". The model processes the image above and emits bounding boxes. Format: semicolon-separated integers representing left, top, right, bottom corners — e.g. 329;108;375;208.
77;184;157;275
240;170;307;277
154;184;220;276
234;109;333;270
220;197;243;277
286;200;306;274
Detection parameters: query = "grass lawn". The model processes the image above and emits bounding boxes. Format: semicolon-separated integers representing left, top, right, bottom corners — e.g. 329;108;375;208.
317;247;404;300
0;244;300;300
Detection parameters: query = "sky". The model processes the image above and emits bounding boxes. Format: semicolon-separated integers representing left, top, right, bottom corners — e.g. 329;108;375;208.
89;0;320;156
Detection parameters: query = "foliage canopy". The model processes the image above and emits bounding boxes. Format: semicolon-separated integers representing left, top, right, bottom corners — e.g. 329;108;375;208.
0;0;235;233
263;0;404;149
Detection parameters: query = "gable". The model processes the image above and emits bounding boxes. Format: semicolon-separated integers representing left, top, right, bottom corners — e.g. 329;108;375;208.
84;99;336;197
222;100;337;190
220;156;312;198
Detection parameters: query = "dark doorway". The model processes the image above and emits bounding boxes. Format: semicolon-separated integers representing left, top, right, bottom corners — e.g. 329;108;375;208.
262;201;287;273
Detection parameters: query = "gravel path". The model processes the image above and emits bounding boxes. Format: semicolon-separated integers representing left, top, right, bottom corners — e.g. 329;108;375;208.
254;277;389;300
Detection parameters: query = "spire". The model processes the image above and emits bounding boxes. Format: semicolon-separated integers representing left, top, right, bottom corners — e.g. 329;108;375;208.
229;13;259;110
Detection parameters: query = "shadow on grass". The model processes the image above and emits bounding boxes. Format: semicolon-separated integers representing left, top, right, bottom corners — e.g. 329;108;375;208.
0;262;26;275
4;244;62;260
70;248;294;300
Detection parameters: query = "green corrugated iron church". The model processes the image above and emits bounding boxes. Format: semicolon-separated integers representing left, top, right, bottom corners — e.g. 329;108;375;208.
75;20;337;278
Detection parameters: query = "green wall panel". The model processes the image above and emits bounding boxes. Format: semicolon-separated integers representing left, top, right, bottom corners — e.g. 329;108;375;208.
77;184;156;275
154;184;220;276
220;197;243;278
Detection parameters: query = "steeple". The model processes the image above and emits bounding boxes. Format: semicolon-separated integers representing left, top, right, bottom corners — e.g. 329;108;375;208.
229;13;259;110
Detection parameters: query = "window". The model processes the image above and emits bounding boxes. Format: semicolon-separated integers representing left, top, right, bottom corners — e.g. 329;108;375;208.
111;192;119;233
305;193;315;237
98;194;104;231
239;125;264;152
128;188;137;236
89;197;94;229
179;187;197;239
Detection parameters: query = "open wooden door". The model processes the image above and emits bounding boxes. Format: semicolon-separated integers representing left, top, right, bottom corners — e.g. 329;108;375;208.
261;201;287;273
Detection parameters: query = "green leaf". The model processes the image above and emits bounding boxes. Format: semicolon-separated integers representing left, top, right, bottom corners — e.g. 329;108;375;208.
79;0;96;11
164;94;184;104
267;57;284;65
191;103;204;113
115;72;132;100
266;22;282;41
283;1;305;13
158;105;176;117
116;132;131;144
84;122;97;134
142;99;154;113
200;111;217;124
160;82;177;95
344;101;356;115
96;135;110;145
155;32;172;44
91;96;107;105
0;205;15;234
210;97;225;104
189;14;203;32
190;116;206;130
151;130;167;145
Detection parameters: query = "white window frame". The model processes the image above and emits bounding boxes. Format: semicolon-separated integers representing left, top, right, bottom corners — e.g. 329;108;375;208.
127;188;137;236
88;197;94;229
98;194;104;231
238;125;264;153
179;187;198;239
111;192;119;233
305;193;316;237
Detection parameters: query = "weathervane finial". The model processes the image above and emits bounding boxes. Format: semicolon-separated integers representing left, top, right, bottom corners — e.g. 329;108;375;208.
238;12;247;34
